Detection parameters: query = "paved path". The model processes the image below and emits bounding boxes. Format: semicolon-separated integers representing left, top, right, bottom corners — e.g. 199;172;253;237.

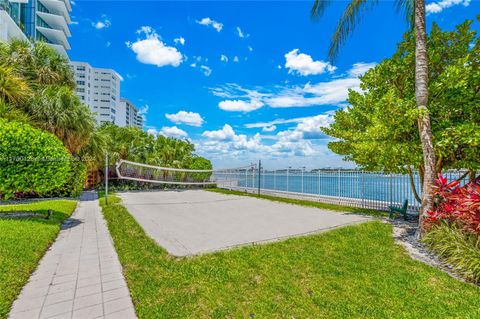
9;192;136;319
119;190;371;257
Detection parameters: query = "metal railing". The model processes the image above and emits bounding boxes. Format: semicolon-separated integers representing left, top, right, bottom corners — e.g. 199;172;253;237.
213;166;469;212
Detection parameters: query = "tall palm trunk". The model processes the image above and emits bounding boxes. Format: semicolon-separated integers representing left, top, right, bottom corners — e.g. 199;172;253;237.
414;0;436;228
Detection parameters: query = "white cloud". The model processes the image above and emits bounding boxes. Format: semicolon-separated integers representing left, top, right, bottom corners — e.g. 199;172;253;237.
92;15;110;29
160;126;188;138
202;124;236;141
165;111;204;127
211;62;373;112
236;26;249;38
173;37;185;45
284;49;336;76
245;116;314;129
348;62;377;77
198;118;332;162
266;78;360;108
137;104;149;124
126;27;183;67
219;99;264;112
196;17;223;32
295;114;332;139
426;0;470;14
200;65;212;76
220;54;229;62
247;115;332;139
262;125;276;132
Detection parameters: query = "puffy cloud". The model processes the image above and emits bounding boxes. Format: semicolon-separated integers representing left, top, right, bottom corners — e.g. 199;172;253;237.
202;124;236;140
284;49;336;76
236;26;249;38
159;126;188;138
92;15;110;29
196;17;223;32
199;119;330;160
426;0;470;14
218;99;263;112
126;27;183;67
173;37;185;45
295;115;332;139
165;111;204;127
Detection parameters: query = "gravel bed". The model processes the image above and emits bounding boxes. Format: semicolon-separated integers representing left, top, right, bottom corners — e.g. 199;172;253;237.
391;219;466;283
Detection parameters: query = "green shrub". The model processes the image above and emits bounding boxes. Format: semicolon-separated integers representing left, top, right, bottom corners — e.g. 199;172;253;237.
46;159;87;197
0;119;72;199
423;223;480;283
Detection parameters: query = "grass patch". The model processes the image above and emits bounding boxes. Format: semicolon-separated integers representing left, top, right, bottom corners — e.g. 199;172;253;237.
0;200;77;319
100;194;480;318
207;187;387;217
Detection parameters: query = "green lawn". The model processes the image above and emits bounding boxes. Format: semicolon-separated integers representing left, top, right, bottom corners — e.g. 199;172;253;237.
0;200;77;319
207;187;388;217
100;194;480;319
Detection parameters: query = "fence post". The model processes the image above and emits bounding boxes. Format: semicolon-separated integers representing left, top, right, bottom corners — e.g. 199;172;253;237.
287;167;290;192
105;152;108;206
301;167;304;193
258;160;261;196
274;170;276;190
245;169;248;189
318;170;321;197
389;173;393;206
361;172;365;208
337;169;341;199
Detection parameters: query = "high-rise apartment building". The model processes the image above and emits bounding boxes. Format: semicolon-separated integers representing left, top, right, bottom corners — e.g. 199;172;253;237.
0;0;72;57
70;61;121;125
116;98;143;129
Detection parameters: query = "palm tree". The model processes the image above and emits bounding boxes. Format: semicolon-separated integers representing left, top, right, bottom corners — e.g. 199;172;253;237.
30;85;95;154
311;0;436;225
0;63;31;105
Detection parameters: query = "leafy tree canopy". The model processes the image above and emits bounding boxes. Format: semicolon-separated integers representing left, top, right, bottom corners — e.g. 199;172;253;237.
324;19;480;176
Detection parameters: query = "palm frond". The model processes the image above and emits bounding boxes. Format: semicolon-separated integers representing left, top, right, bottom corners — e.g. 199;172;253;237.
395;0;414;31
328;0;377;61
311;0;332;20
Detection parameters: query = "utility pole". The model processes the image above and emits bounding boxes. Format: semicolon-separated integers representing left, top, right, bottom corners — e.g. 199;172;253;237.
105;152;109;206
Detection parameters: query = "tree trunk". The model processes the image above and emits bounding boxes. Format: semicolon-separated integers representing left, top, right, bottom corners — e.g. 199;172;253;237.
407;167;422;204
414;0;436;231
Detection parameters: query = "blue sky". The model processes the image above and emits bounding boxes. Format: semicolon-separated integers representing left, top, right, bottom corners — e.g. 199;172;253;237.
69;0;480;169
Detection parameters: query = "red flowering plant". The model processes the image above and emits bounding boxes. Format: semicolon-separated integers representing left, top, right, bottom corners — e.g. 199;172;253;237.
424;174;480;234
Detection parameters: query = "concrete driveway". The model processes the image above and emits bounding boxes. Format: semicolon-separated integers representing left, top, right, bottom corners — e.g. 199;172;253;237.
118;190;371;257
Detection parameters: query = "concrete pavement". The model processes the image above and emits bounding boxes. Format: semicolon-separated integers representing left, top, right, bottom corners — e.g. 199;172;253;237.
119;190;371;257
9;192;136;319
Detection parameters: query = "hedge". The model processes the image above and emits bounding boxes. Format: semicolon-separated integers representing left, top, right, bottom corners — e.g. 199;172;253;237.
0;119;72;199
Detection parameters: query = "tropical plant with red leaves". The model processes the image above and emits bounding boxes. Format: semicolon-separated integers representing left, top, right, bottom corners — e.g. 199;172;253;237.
425;174;480;234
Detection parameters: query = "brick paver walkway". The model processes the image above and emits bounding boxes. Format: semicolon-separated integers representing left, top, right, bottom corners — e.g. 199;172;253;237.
9;192;136;319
